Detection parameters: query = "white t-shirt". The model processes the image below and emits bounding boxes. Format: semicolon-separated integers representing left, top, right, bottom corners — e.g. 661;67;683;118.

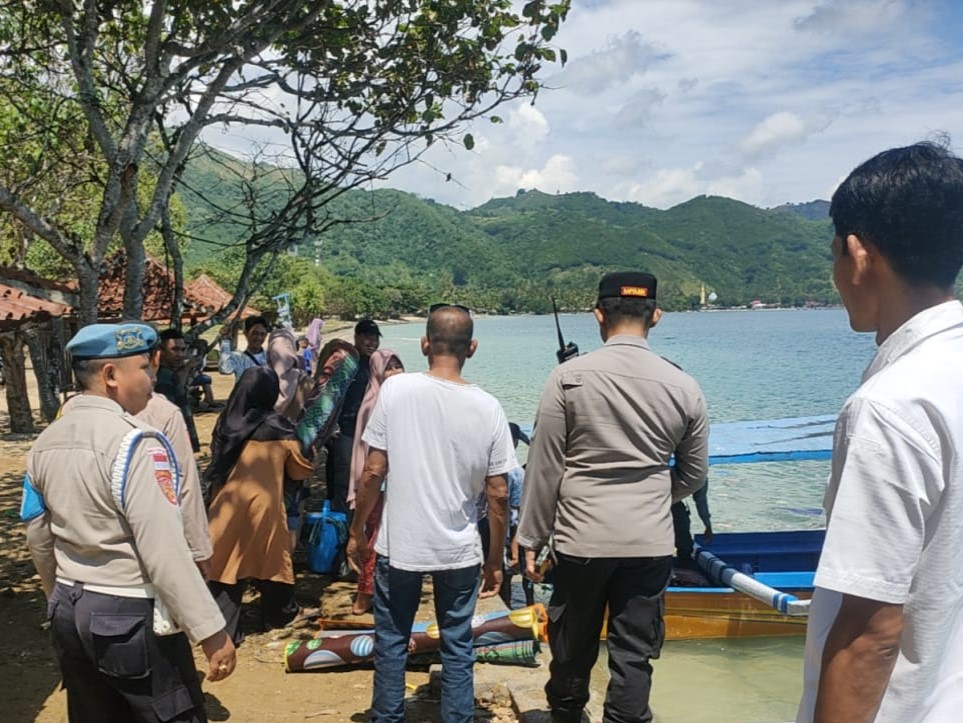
797;301;963;723
362;372;517;571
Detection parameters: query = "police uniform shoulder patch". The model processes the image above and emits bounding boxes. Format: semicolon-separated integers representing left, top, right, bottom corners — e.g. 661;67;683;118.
147;447;177;505
110;428;181;512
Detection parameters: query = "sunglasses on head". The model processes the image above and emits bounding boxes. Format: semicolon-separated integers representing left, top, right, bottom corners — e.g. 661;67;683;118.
429;303;471;314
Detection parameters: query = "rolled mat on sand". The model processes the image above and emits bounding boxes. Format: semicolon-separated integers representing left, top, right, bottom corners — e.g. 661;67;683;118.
285;604;547;672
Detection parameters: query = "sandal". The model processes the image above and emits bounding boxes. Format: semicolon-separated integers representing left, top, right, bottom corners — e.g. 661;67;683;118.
289;606;322;628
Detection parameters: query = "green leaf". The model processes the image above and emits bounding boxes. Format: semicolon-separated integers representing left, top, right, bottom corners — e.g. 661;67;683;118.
463;133;475;151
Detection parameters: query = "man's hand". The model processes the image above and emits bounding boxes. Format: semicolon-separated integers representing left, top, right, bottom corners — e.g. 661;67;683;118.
702;526;714;546
347;531;371;575
524;548;544;583
480;561;503;599
201;630;236;682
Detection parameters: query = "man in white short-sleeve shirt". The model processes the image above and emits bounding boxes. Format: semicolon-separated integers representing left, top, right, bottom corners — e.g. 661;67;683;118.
797;142;963;723
348;304;516;723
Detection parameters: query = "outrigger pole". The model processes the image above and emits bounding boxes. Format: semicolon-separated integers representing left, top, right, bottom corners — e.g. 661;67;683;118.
695;548;811;617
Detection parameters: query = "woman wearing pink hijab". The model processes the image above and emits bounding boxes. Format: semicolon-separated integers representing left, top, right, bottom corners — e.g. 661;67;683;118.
348;348;404;614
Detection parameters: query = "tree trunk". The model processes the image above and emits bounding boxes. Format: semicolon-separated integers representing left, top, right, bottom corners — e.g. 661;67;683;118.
123;239;146;320
0;332;34;433
77;264;100;324
24;327;60;422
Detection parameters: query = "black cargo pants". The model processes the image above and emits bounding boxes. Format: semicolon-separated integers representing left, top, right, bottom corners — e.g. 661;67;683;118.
48;582;206;723
545;553;672;723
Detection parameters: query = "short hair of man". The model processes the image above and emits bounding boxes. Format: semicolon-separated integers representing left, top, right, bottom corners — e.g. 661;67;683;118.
830;141;963;288
598;297;658;328
244;315;269;333
72;358;106;390
158;328;184;345
426;307;473;357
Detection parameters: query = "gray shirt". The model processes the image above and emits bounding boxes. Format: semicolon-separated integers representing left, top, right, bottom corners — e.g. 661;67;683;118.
517;334;709;558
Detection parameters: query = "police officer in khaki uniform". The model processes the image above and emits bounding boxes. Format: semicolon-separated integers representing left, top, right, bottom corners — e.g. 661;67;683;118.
22;322;235;722
517;272;709;723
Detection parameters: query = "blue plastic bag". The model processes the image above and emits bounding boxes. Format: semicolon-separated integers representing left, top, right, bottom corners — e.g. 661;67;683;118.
303;500;347;574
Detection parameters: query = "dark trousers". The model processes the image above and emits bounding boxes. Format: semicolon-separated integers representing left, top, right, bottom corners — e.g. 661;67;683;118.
324;432;353;514
207;580;297;646
546;553;672;723
48;582;206;723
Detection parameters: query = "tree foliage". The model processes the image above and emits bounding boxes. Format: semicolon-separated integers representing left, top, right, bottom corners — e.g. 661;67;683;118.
0;0;570;325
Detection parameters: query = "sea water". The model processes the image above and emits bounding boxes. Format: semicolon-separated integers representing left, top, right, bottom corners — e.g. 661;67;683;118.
378;308;876;722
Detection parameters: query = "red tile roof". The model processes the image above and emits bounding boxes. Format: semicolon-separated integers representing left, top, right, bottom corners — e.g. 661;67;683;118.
0;282;71;332
98;253;260;322
184;274;261;319
0;257;259;327
0;266;76;294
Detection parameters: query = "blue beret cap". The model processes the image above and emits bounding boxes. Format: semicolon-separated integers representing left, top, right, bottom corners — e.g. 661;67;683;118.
66;323;158;360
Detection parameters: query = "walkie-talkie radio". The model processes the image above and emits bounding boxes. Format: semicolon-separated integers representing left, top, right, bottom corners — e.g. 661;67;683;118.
552;298;579;364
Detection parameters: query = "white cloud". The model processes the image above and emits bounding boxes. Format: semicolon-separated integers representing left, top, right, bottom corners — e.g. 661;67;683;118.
613;88;667;130
495;155;579;196
506;103;550;145
553;31;662;95
620;164;765;209
794;0;914;34
740;111;836;159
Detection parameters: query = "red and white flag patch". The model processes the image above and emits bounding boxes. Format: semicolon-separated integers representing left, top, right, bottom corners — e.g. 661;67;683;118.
148;447;177;505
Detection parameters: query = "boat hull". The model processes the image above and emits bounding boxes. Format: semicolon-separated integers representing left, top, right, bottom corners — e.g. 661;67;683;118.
664;587;811;640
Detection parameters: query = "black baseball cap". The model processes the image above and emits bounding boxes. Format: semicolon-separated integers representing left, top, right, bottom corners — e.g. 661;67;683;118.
355;319;382;336
597;271;657;302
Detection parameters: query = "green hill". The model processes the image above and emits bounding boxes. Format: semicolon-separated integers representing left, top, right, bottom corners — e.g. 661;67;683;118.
177;152;837;315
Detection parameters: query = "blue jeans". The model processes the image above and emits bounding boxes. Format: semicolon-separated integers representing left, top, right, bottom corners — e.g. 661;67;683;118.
371;557;481;723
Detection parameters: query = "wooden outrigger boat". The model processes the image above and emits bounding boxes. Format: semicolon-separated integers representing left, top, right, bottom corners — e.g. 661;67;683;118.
663;414;834;640
665;529;822;640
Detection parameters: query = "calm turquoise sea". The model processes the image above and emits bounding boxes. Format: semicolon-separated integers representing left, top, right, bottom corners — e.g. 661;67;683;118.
379;308;876;533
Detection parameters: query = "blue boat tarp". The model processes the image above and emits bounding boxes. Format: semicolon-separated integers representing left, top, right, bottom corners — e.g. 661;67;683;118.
520;414;835;465
708;415;835;465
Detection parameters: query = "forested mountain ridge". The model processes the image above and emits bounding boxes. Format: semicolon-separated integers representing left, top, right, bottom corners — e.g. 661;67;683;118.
182;165;837;317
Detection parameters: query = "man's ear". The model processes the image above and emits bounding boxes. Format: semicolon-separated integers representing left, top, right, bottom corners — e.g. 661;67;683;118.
102;361;120;390
465;339;478;359
649;307;662;329
593;306;605;325
846;233;874;285
420;336;430;357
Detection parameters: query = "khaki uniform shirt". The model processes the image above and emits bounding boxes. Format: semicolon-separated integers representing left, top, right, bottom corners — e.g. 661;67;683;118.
517;334;709;558
25;395;224;643
138;394;213;561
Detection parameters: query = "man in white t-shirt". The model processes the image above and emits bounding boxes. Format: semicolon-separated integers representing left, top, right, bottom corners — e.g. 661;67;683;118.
797;142;963;723
348;304;516;723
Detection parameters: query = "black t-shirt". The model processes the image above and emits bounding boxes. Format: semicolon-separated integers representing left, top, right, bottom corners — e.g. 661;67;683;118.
337;354;370;433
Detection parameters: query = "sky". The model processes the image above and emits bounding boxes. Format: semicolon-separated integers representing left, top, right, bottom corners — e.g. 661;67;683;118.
368;0;963;208
210;0;963;211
